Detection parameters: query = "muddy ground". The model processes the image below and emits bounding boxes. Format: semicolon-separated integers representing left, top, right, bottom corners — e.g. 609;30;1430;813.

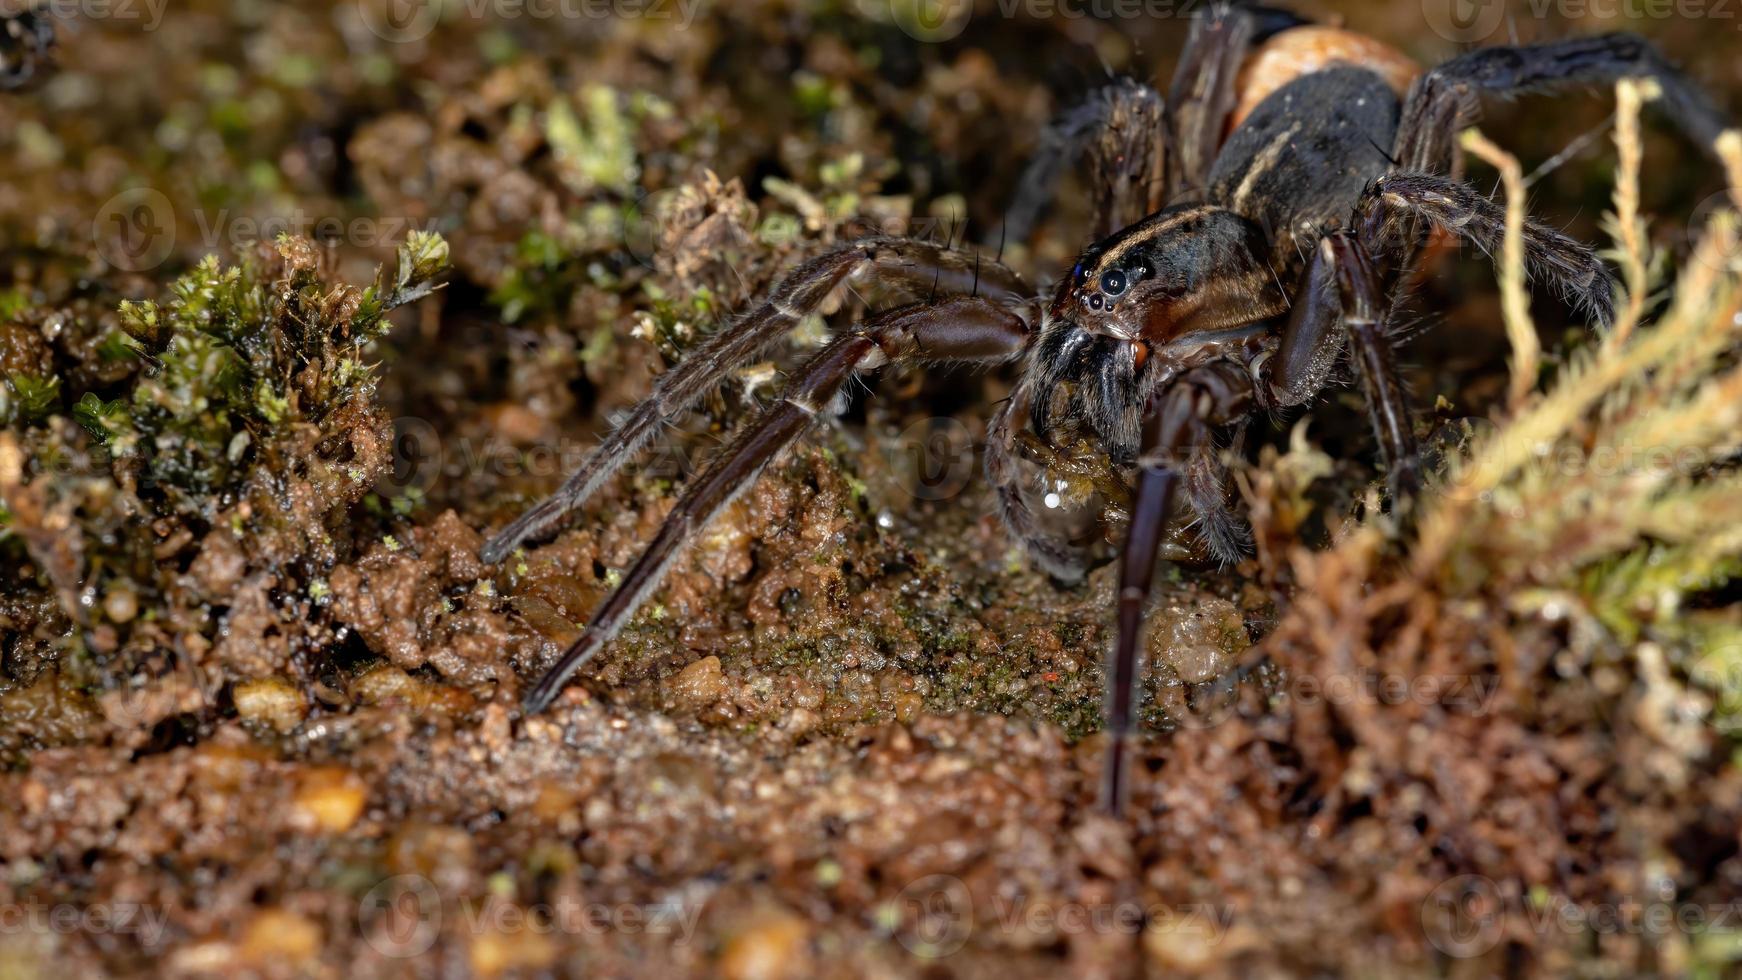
3;1;1742;976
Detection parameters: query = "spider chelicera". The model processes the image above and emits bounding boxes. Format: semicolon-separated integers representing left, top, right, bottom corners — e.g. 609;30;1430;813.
479;4;1730;811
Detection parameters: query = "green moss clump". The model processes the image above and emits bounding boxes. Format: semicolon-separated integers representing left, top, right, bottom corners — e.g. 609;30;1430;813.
66;234;447;518
1;232;448;713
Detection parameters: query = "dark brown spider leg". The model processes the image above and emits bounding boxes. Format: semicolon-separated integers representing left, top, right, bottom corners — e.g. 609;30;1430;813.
1356;172;1618;326
481;238;1028;564
1166;3;1304;202
1272;173;1623;501
1395;33;1730;177
1182;435;1252;565
1004;80;1169;244
1267;233;1418;497
1331;236;1422;500
1103;362;1252;812
1266;235;1346;410
520;297;1032;716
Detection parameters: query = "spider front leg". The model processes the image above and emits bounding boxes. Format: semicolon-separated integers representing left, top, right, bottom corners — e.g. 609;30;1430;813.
1268;174;1621;500
519;296;1034;715
1004;79;1169;245
1356;172;1618;325
480;238;1028;564
1395;32;1730;176
1003;3;1305;243
1103;361;1253;812
1165;2;1305;202
1267;233;1421;499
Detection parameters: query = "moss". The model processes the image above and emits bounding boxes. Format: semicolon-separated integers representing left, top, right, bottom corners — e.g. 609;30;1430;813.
490;230;572;324
2;372;60;423
54;235;446;518
0;288;30;319
547;85;639;198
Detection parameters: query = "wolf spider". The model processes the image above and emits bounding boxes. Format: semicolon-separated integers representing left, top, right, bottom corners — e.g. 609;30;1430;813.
482;5;1729;811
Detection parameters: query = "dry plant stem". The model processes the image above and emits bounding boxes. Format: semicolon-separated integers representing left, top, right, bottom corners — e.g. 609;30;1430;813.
1607;78;1658;349
1414;212;1742;576
1459;129;1539;410
1719;130;1742;210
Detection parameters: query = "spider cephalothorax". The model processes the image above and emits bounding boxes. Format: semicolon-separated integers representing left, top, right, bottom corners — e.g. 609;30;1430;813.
479;4;1731;812
1029;204;1287;470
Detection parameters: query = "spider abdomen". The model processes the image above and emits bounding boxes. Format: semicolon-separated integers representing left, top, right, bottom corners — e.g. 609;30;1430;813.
1230;26;1420;133
1207;66;1401;266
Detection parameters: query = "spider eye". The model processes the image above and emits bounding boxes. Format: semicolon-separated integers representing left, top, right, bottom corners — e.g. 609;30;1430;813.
1133;259;1154;280
1087;293;1103;310
1099;269;1127;296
